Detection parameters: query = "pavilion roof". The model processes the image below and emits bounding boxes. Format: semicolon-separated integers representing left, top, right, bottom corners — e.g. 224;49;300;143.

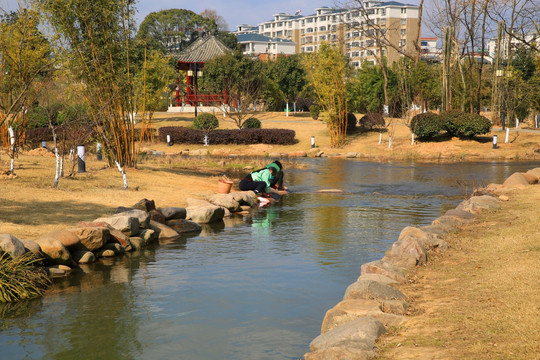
175;35;231;64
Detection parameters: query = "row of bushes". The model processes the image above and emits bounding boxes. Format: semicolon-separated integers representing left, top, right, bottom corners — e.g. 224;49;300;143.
158;127;296;145
193;113;261;130
410;111;492;139
25;125;96;148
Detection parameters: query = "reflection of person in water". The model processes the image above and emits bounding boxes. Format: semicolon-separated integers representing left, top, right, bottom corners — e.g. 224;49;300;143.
251;207;280;238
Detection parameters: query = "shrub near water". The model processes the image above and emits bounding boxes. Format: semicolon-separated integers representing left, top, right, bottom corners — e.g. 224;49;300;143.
409;112;445;140
0;252;51;302
442;111;492;138
359;113;385;130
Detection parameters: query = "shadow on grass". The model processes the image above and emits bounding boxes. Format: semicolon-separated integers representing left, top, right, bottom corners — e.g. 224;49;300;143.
0;199;113;227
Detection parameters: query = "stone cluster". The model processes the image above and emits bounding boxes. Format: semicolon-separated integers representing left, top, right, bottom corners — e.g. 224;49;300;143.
303;167;540;360
0;192;258;278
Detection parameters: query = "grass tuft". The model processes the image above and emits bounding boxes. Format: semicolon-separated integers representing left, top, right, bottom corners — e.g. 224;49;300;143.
0;252;51;302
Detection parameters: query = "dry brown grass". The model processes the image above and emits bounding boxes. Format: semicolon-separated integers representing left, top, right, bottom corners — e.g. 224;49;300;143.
378;186;540;359
148;111;540;162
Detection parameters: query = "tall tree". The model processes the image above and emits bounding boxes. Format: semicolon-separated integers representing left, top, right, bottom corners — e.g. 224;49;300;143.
271;55;307;116
38;0;144;189
200;49;266;129
0;6;53;174
137;9;217;54
200;9;228;31
303;43;348;148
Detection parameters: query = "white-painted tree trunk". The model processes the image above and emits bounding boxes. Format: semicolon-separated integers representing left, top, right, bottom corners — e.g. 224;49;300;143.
411;133;415;145
379;132;382;145
388;137;393;149
8;126;15;174
54;147;60;187
286;102;289;117
115;161;128;190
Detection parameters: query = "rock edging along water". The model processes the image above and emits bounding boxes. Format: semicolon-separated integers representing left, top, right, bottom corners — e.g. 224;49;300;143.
0;192;259;280
302;167;540;360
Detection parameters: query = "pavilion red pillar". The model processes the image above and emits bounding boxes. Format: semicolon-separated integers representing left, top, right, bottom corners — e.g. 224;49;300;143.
175;78;180;106
186;71;193;105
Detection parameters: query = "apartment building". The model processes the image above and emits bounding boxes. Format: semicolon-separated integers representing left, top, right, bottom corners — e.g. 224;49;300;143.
236;33;296;60
241;1;421;67
487;31;539;60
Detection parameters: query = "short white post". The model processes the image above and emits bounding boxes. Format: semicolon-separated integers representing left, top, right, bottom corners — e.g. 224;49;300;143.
492;135;498;149
167;134;172;146
311;136;315;148
505;127;510;143
286;103;289;117
411;133;415;145
379;132;382;145
388;137;392;149
515;118;519;128
77;145;86;173
204;134;208;146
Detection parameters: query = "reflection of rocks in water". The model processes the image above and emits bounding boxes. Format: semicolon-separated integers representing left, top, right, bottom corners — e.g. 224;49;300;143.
0;298;42;319
200;221;226;237
223;215;247;228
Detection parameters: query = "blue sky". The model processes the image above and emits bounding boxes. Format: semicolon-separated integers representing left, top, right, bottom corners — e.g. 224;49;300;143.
1;0;336;31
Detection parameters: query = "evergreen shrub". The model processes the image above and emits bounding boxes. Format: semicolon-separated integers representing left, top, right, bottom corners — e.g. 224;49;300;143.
409;112;445;139
243;117;261;129
358;113;385;130
309;105;320;120
442;110;491;138
193;113;219;131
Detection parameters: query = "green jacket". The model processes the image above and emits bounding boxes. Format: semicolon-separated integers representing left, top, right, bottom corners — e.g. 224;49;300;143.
251;168;273;193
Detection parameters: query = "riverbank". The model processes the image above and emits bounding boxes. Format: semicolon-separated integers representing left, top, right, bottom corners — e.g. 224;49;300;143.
377;181;540;359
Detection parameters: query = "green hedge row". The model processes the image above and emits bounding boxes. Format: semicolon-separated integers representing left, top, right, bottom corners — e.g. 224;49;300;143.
410;111;491;140
158;127;296;145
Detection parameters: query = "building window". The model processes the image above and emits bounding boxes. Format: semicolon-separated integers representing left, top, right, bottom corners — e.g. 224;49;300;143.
307;28;313;33
331;25;337;31
352;31;359;38
352;41;359;47
307;18;313;23
401;18;406;25
265;24;271;29
301;29;305;34
401;29;406;36
401;8;407;13
320;35;326;41
352;51;359;57
400;39;406;47
352;61;359;67
421;41;428;46
320;16;326;21
320;26;326;31
306;46;313;52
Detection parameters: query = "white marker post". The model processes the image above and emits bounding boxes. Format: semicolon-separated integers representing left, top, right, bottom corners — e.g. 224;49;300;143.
311;136;315;148
505;128;510;143
379;132;382;145
411;133;415;145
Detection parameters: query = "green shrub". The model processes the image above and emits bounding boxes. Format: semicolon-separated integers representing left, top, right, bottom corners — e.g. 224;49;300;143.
409;112;445;140
347;112;357;132
309;105;320;120
193;113;219;132
158;127;296;145
442;111;491;138
358;113;385;130
243;117;261;129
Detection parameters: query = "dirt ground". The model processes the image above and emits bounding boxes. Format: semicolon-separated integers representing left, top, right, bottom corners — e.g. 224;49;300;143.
377;185;540;359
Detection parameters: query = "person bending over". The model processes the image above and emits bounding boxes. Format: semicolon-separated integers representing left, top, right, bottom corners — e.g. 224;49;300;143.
239;165;278;195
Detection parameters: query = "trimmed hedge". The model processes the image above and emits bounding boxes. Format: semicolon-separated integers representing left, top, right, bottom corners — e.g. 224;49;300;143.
442;110;491;138
158;126;296;145
409;112;445;139
243;117;261;129
25;125;96;148
193;113;219;131
359;113;385;130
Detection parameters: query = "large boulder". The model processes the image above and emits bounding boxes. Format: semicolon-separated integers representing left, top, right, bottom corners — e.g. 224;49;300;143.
502;172;529;189
360;259;408;283
0;234;26;258
397;226;447;252
186;199;225;224
387;230;428;265
94;215;140;236
166;219;203;234
321;299;405;333
456;195;501;214
46;229;80;249
431;215;469;233
231;191;257;207
139;229;158;244
207;194;242;212
21;239;41;255
148;220;181;241
309;317;386;353
158;207;187;221
526;167;540;180
304;346;371;360
343;280;407;301
72;250;96;264
132;198;156;212
113;209;150;229
70;227;109;251
33;236;73;265
149;209;166;224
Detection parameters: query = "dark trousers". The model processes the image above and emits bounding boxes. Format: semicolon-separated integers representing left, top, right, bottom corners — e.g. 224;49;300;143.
239;179;266;193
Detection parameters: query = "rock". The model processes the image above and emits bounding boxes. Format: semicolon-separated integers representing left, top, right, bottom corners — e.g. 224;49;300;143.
346;152;358;158
148;220;181;241
70;227;109;251
526;167;540;180
94;215;140;236
309;317;386;352
304;347;371;360
430;215;469;233
499;195;509;201
456;195;501;214
72;250;96;264
288;151;307;157
132;198;156;212
207;194;242;212
107;228;131;249
316;151;325;157
357;273;399;286
149;209;166;224
186;205;225;224
48;267;66;277
0;234;26;258
95;243;124;257
444;208;476;220
166;219;203;234
360;259;408;283
502;172;529;189
397;226;447;253
113;209;150;229
387;230;428;265
380;300;410;315
46;229;80;249
21;239;41;254
231;191;257;206
158;207;187;221
321;299;405;333
316;189;344;193
129;237;146;251
139;229;158;244
307;148;320;157
343;280;407;301
34;236;73;266
114;206;135;214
